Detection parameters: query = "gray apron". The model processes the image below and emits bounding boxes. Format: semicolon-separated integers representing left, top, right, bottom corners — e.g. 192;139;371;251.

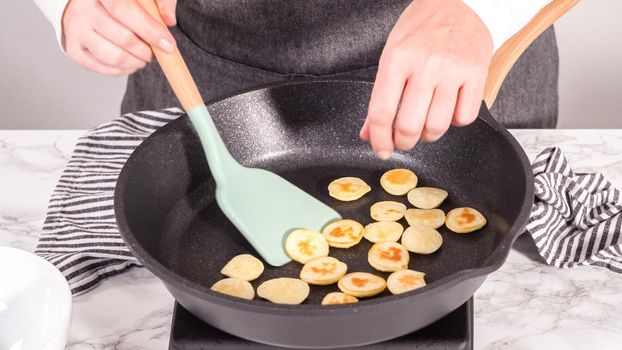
122;0;558;128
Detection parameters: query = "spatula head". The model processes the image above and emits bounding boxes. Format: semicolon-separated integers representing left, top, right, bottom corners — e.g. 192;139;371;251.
215;167;341;266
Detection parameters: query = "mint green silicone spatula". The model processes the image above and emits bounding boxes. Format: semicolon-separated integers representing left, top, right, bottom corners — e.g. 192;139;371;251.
139;0;341;266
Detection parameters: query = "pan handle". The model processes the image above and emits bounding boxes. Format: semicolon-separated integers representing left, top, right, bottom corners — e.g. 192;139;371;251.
137;0;205;112
483;0;580;107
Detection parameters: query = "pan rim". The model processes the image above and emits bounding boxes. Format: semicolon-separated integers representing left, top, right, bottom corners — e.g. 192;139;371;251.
114;79;534;315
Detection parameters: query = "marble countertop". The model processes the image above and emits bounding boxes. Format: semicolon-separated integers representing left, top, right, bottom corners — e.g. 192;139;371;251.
1;129;622;350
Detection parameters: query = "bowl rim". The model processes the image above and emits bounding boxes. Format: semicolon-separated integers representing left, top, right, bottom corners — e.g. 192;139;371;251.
114;79;534;315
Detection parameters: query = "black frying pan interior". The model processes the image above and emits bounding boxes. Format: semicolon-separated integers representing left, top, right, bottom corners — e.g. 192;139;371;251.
119;80;527;306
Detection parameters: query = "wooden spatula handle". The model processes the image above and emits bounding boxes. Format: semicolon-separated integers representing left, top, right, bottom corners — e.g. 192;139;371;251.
483;0;580;107
138;0;204;111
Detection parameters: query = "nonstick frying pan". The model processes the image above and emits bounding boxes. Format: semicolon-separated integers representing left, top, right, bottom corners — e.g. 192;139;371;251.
114;2;577;348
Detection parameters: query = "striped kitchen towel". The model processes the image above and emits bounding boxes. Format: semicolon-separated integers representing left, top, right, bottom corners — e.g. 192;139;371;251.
35;108;184;295
36;109;622;295
526;147;622;272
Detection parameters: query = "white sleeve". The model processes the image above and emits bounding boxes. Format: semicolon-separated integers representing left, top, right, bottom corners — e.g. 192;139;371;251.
33;0;71;52
461;0;553;51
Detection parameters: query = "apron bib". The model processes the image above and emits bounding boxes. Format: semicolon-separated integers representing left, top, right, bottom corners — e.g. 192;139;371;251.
122;0;558;128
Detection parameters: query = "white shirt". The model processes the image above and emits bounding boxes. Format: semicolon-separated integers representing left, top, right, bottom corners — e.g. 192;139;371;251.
461;0;553;50
34;0;552;53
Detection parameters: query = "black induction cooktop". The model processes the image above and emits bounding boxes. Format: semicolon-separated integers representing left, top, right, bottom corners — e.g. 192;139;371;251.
169;298;473;349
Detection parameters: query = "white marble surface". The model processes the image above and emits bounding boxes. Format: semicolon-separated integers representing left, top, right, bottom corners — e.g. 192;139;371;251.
1;129;621;350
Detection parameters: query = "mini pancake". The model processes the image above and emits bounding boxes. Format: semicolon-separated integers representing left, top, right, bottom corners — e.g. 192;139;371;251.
367;242;410;272
257;278;310;305
338;272;386;298
446;207;487;233
285;229;330;264
220;254;265;281
387;270;426;295
328;177;371;201
211;278;255;300
370;201;407;222
407;187;448;209
322;219;364;248
401;224;443;254
321;292;359;305
380;169;418;195
363;221;404;243
300;256;348;285
404;208;446;229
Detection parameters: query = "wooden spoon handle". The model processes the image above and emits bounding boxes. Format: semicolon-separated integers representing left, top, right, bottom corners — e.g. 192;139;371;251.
483;0;580;107
138;0;204;111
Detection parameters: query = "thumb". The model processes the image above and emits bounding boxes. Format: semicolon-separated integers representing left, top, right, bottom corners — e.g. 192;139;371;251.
155;0;177;26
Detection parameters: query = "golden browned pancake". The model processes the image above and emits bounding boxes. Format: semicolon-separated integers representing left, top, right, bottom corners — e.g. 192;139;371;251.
211;278;255;300
370;201;407;221
367;242;410;272
407;187;448;209
220;254;264;281
328;177;371;201
322;219;364;248
337;272;386;298
387;269;426;295
446;207;487;233
257;278;310;305
300;256;348;285
380;169;418;195
321;292;359;305
285;229;330;264
363;221;404;243
401;224;443;254
404;208;446;229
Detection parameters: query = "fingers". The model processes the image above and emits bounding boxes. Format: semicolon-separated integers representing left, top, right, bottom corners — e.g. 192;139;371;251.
421;84;458;142
393;79;434;151
364;51;408;159
84;31;147;71
156;0;177;26
70;47;127;76
363;66;470;156
100;0;176;53
359;119;370;141
92;3;153;62
453;79;485;126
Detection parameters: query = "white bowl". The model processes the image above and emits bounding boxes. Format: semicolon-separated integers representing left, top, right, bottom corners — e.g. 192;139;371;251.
0;246;72;350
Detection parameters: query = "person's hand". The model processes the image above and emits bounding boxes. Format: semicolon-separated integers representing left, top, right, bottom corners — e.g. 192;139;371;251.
360;0;493;159
62;0;177;76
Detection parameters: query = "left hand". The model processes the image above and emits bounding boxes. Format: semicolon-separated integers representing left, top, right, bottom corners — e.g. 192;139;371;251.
360;0;493;159
62;0;178;76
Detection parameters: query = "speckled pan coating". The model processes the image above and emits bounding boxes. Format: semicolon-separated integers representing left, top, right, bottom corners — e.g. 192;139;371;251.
114;80;533;348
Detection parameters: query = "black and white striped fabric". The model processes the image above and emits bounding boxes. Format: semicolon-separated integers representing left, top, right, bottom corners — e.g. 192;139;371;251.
526;147;622;273
36;110;622;295
35;108;184;295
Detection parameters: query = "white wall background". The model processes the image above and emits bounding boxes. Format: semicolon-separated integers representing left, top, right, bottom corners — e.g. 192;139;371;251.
555;0;622;128
1;0;125;130
1;0;620;129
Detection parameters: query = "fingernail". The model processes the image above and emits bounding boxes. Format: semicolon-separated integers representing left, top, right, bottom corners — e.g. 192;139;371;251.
159;38;175;53
377;151;392;160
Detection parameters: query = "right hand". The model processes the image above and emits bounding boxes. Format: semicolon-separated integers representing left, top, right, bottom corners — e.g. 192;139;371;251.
62;0;178;76
360;0;492;159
